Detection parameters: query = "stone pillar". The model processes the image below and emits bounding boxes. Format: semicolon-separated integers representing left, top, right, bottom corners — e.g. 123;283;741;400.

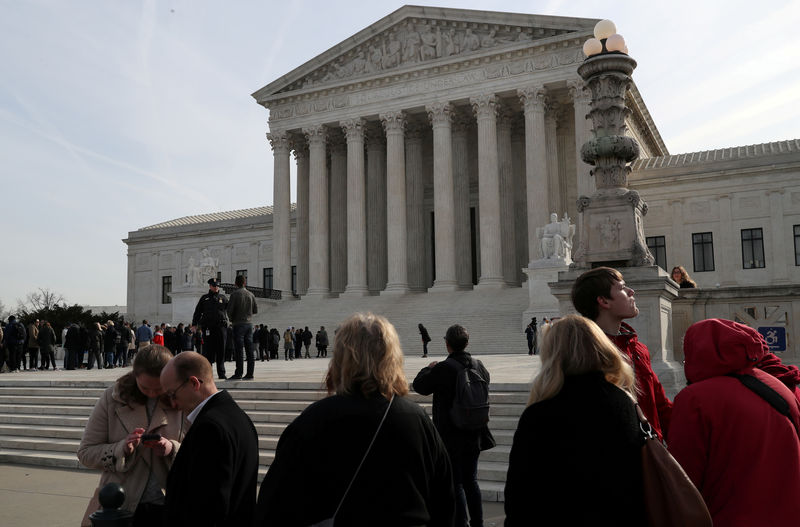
511;116;528;283
718;194;736;286
519;86;550;266
545;103;562;214
768;190;789;283
381;111;410;294
293;138;310;296
568;79;594;198
405;121;427;292
451;110;473;289
471;93;505;288
366;123;387;293
341;118;369;296
304;125;330;297
668;199;688;275
426;102;458;291
329;131;347;294
497;104;518;286
268;131;292;293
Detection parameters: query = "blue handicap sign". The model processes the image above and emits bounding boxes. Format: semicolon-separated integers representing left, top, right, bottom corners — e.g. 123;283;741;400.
758;327;787;352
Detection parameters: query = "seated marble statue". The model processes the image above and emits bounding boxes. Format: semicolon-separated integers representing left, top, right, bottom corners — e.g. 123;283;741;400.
537;213;575;261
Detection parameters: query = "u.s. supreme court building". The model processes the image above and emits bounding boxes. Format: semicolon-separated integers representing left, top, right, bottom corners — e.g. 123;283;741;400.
124;6;800;367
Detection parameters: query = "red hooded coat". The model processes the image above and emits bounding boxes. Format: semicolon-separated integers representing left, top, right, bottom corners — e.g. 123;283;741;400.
669;319;800;527
608;322;672;439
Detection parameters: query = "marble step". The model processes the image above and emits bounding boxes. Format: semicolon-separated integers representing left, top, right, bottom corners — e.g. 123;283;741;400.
0;424;86;440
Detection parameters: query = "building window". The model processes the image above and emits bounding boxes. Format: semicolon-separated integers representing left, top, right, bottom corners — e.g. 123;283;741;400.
162;276;172;304
236;269;247;280
794;225;800;266
741;228;765;269
692;232;715;272
291;265;297;294
263;268;273;290
646;236;667;271
217;271;222;283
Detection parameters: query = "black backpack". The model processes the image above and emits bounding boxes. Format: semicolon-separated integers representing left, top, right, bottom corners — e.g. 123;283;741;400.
450;359;490;430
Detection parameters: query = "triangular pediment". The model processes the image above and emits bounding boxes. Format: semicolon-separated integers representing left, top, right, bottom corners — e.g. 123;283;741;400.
253;5;597;103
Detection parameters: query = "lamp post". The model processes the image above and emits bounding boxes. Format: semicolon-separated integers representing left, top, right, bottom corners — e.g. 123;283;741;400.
571;20;654;268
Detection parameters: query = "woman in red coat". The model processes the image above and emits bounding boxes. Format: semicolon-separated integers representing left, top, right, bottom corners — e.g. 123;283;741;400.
669;319;800;527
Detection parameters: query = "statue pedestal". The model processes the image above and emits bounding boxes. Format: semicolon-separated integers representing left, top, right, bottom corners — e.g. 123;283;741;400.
548;265;679;361
168;285;206;325
522;261;569;329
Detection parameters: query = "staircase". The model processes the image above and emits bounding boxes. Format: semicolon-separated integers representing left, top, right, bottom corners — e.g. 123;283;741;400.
0;379;529;502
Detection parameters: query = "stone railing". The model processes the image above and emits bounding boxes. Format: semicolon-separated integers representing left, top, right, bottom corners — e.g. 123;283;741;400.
220;284;282;300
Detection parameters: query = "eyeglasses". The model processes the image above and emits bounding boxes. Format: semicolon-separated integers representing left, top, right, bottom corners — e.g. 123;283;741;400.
166;378;192;400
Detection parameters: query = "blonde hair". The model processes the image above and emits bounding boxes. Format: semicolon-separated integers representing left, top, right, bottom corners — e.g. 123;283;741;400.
528;315;636;405
325;313;409;399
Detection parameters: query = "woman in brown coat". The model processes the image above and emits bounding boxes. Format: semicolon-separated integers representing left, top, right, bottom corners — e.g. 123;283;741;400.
77;345;185;526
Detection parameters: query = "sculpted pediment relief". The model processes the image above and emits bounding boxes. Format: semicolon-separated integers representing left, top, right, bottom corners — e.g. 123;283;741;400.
283;20;574;93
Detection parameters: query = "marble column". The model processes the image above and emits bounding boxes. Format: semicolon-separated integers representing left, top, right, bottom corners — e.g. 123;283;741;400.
405;121;427;292
471;93;505;288
545;103;562;215
519;86;549;266
568;79;594;198
293;138;310;296
718;194;736;286
427;102;458;291
768;190;789;283
381;111;410;294
341;118;369;296
497;104;518;286
304;125;330;296
451;110;473;289
668;199;688;274
511;116;528;282
366;123;387;293
329;131;348;294
267;131;292;294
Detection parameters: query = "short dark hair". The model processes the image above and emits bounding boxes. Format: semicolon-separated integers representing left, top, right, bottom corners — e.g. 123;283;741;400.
571;267;624;320
235;274;246;287
445;324;469;352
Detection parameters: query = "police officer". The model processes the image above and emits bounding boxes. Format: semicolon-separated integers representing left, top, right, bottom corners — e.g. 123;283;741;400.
192;278;230;380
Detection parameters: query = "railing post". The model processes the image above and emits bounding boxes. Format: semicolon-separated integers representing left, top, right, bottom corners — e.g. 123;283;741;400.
89;483;134;527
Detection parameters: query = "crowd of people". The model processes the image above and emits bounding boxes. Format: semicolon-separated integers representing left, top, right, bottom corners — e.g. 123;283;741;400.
11;263;792;526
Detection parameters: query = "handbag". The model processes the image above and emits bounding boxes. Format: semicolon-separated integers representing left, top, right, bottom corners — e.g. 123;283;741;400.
308;395;395;527
636;405;712;527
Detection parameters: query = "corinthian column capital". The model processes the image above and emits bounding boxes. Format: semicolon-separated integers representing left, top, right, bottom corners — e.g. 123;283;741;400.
518;86;547;113
380;111;406;134
341;118;365;141
303;124;326;146
267;130;290;153
426;102;454;127
567;79;591;104
470;93;498;120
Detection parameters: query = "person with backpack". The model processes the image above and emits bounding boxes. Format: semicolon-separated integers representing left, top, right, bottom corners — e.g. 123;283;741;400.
413;323;494;527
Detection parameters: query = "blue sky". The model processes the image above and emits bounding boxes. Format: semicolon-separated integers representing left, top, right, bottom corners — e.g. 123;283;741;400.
1;0;799;308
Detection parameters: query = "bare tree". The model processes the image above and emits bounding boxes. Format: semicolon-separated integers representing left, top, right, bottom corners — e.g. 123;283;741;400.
21;288;65;312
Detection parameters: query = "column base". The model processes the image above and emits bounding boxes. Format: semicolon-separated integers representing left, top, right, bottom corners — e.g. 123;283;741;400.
381;283;411;295
475;277;507;290
429;280;460;293
304;288;332;299
341;285;371;297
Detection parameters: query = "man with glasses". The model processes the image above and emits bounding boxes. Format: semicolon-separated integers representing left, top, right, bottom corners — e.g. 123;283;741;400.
161;351;258;526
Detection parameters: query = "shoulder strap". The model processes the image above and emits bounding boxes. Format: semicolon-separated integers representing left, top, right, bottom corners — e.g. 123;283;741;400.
728;373;799;438
331;395;394;520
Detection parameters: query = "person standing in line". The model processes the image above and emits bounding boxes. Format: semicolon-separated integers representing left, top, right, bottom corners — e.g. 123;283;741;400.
302;326;313;358
226;274;258;380
180;325;194;352
64;322;82;370
418;323;431;358
116;321;130;367
294;327;303;359
4;316;25;372
524;318;538;356
413;324;494;527
315;326;329;358
571;266;673;439
104;322;119;369
283;328;294;361
191;278;229;380
257;324;270;361
26;319;40;370
136;320;153;350
161;351;259;526
125;322;136;365
504;315;646;526
37;320;57;370
86;322;104;370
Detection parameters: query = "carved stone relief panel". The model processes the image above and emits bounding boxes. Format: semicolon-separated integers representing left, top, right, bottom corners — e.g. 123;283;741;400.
160;253;174;270
135;253;151;270
280;19;573;93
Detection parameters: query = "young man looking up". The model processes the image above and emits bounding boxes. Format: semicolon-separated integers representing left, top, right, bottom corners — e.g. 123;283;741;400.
571;266;673;439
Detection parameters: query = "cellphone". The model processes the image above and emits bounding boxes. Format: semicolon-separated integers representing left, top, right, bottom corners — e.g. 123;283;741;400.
141;433;161;442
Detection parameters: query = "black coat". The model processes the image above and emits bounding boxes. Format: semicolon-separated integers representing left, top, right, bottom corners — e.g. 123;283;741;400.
256;394;455;527
165;390;259;527
412;351;494;454
503;371;646;526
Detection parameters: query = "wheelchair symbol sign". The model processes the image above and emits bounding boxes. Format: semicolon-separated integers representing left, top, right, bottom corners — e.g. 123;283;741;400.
757;327;786;352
